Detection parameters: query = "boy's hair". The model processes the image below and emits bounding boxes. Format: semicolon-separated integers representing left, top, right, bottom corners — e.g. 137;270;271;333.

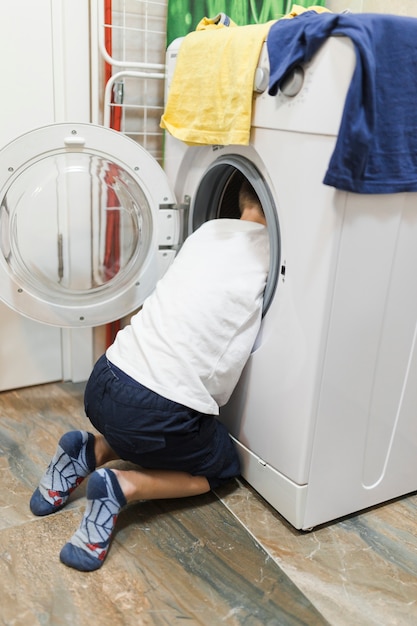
238;180;264;216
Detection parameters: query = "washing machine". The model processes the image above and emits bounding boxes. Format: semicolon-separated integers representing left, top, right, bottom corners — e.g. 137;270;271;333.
1;34;416;530
161;34;417;529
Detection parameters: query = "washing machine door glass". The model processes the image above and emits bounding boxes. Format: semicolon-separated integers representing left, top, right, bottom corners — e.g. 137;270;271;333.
0;123;179;327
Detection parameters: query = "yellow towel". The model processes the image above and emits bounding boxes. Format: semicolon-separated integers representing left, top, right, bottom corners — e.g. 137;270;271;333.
196;13;237;29
283;4;331;18
160;19;274;146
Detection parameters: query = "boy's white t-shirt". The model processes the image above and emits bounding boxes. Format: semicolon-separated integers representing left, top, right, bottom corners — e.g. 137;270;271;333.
106;218;269;415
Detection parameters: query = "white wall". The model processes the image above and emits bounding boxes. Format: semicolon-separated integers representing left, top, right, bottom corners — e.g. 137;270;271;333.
326;0;417;16
0;0;93;390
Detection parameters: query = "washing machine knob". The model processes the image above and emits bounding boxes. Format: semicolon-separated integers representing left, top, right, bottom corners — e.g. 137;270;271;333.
253;66;270;93
280;66;304;97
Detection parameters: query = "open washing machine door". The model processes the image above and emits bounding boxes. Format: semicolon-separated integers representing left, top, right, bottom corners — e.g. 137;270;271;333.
0;123;181;327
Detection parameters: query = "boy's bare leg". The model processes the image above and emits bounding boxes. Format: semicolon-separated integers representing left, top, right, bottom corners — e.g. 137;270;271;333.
94;433;120;465
114;467;210;502
95;435;211;498
96;434;210;501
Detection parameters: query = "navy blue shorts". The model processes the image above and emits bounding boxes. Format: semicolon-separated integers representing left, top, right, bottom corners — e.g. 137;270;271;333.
83;355;240;489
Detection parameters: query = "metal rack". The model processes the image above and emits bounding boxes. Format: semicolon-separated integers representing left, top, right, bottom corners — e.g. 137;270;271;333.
95;0;167;163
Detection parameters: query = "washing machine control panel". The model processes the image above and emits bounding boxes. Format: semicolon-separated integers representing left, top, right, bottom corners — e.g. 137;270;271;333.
252;37;356;136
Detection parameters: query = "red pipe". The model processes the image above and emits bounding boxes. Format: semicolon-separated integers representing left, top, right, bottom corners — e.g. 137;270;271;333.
104;0;112;84
103;0;122;347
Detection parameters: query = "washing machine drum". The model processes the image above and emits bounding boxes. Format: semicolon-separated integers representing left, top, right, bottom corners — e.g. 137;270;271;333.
0;123;178;327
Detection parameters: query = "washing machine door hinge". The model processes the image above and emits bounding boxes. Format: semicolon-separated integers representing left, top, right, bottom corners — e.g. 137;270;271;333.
157;195;190;276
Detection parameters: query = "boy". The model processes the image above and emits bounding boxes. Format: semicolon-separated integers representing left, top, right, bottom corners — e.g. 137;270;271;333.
30;180;269;571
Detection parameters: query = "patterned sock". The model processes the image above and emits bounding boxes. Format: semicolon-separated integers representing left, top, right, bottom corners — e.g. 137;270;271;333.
30;430;96;516
59;468;127;572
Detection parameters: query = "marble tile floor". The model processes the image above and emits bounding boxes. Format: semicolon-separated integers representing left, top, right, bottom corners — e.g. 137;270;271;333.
0;381;416;625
